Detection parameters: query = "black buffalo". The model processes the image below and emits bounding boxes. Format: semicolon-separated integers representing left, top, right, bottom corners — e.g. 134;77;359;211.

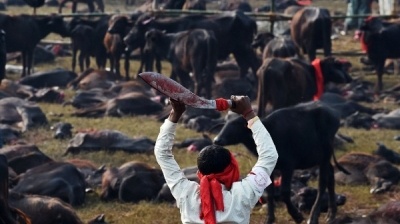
124;11;259;80
0;14;69;76
214;101;349;224
100;161;165;202
12;162;86;206
144;28;218;98
360;16;400;92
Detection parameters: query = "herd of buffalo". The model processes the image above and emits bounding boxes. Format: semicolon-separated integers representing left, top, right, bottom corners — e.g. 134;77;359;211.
1;0;400;223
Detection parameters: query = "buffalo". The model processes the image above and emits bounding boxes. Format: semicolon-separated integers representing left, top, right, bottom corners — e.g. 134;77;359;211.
291;7;332;61
144;28;218;98
0;14;69;76
65;129;155;155
360;16;400;92
214;101;348;224
100;161;165;202
124;11;259;80
257;57;352;117
12;162;86;206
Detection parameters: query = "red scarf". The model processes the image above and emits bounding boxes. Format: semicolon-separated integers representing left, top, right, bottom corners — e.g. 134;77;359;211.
311;59;324;101
197;153;240;224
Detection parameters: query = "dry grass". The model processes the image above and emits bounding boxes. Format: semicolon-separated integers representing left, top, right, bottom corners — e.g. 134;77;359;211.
3;1;400;223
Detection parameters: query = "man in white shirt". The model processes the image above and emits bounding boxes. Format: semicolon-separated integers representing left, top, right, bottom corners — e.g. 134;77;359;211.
154;95;278;224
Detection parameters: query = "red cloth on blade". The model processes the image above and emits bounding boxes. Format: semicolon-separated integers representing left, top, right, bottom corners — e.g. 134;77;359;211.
311;59;324;101
197;153;240;224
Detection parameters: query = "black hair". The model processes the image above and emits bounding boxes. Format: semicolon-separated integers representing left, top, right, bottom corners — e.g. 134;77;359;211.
197;145;231;175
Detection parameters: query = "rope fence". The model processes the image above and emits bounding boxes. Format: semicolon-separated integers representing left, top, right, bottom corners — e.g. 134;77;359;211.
33;9;400;21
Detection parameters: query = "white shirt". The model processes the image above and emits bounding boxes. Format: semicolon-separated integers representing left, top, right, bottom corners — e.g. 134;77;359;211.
154;118;278;224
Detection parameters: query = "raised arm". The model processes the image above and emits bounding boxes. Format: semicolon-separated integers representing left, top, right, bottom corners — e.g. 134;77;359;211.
230;96;278;189
154;99;192;203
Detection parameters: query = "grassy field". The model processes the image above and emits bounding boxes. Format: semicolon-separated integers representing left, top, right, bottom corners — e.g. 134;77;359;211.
3;0;400;223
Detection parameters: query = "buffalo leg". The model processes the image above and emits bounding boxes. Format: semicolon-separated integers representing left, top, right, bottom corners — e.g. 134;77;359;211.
308;45;317;62
281;168;304;223
136;47;145;76
232;50;250;79
308;165;329;224
109;55;115;75
72;0;77;13
78;51;85;72
85;54;90;70
72;47;77;72
124;51;130;80
58;0;68;13
246;47;262;80
95;0;105;12
21;51;27;77
326;163;337;223
114;53;122;79
87;0;95;12
155;55;162;73
375;59;385;94
26;50;34;76
266;173;276;224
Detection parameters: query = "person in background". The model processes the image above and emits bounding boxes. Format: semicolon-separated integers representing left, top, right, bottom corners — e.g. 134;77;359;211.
154;96;278;224
379;0;394;15
342;0;372;39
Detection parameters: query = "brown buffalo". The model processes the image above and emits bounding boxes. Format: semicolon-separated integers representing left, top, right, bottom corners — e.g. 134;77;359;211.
257;57;352;117
291;7;332;61
104;15;134;80
0;143;53;175
68;68;120;90
9;192;107;224
335;152;400;194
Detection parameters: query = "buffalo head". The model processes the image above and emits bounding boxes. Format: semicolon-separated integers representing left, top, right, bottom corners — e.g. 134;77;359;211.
320;57;353;84
47;15;70;38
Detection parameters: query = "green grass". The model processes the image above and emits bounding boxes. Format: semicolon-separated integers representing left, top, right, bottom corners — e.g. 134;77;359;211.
3;1;400;223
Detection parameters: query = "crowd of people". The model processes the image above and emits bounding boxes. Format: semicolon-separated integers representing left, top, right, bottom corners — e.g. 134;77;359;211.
342;0;399;38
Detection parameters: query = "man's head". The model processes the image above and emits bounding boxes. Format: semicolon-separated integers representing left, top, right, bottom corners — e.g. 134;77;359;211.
197;145;232;175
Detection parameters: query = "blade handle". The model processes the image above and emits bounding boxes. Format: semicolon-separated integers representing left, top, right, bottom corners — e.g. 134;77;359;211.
228;100;236;109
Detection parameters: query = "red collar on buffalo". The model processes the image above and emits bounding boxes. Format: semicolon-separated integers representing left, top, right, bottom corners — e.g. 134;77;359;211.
360;32;368;52
360;16;375;53
311;58;324;101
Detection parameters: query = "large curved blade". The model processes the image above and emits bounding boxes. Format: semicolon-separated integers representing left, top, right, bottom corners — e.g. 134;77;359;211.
138;72;217;109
